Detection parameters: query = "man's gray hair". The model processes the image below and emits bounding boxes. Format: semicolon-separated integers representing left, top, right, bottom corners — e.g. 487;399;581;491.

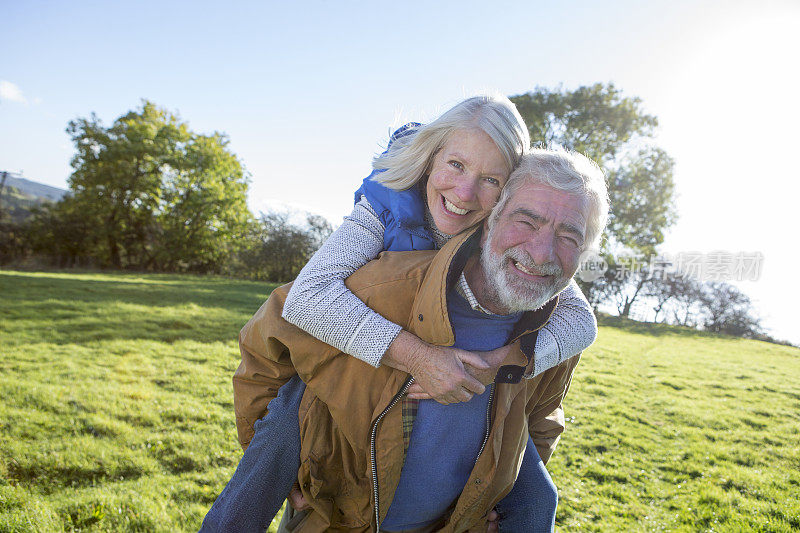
489;147;610;249
372;94;530;191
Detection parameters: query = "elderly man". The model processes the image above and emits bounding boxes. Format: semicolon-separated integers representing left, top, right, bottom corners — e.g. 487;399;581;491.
231;148;608;532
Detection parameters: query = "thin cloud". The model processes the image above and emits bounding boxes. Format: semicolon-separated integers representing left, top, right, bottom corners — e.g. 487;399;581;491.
0;81;28;104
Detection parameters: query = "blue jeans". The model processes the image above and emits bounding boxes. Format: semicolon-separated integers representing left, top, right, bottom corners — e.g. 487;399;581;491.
201;377;557;532
200;375;306;533
495;436;558;532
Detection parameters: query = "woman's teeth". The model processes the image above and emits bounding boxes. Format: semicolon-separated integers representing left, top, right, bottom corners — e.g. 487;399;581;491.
444;198;468;215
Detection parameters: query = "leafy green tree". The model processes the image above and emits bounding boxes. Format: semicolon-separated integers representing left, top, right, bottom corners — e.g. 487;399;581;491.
511;83;676;256
25;200;97;268
63;100;251;271
607;146;677;254
154;132;251;271
232;211;333;282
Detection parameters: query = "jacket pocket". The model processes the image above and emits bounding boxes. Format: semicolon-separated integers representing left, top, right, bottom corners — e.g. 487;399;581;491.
298;396;344;499
297;394;369;528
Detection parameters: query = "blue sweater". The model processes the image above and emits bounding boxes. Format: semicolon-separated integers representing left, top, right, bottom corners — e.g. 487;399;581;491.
381;291;522;530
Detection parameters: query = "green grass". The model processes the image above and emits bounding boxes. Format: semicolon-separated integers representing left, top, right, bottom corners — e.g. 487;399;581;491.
1;270;798;532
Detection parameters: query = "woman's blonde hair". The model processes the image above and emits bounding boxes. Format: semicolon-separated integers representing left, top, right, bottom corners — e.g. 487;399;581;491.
372;95;530;191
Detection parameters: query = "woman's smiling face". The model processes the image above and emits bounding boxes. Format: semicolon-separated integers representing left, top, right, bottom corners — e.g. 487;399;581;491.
425;128;510;236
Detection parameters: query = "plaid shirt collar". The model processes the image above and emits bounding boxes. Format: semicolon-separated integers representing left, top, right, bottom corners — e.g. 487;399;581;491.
455;272;501;316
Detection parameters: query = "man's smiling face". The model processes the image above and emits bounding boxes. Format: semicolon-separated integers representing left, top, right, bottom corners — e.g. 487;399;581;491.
479;180;589;314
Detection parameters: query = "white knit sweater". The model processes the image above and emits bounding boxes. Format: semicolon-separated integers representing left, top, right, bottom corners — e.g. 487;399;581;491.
282;196;597;373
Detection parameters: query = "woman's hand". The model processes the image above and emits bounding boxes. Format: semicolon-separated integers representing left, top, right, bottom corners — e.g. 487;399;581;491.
288;485;310;511
382;331;491;404
403;344;513;401
485;509;499;532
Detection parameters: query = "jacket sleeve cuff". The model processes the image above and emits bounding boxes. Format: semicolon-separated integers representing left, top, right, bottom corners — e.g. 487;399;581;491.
495;338;529;384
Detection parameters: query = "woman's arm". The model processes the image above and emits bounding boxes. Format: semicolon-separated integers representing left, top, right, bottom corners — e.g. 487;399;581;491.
282;197;487;403
282;196;396;367
529;279;597;376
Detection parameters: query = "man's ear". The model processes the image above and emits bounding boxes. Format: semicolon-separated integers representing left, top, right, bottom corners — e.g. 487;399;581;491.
480;219;490;246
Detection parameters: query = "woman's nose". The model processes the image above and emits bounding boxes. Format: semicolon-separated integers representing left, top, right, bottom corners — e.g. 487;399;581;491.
452;176;478;204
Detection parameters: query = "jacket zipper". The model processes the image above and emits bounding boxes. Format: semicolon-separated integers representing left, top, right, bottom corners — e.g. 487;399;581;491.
370;380;496;532
442;383;495;531
371;376;415;533
475;383;495;464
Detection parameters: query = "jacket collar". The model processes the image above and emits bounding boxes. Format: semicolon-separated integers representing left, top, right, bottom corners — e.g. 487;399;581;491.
408;225;559;376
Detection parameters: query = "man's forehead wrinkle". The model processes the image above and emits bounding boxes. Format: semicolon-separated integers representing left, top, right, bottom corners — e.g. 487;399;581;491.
508;206;544;222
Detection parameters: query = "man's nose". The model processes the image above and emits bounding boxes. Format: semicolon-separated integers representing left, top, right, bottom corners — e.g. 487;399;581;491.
525;232;558;267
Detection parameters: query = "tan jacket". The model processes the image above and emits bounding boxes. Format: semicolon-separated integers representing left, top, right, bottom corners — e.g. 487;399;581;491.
233;227;581;532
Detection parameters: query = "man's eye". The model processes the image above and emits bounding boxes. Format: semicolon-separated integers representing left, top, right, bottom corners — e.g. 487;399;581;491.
560;235;580;248
449;161;464;171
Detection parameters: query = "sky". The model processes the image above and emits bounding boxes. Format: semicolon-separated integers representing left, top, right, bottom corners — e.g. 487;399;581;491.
2;0;799;344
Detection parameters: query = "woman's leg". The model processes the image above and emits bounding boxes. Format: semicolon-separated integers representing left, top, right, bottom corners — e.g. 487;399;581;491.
200;375;306;533
494;436;558;533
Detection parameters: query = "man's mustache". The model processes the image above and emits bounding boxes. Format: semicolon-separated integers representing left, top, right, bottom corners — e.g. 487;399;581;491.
505;248;563;277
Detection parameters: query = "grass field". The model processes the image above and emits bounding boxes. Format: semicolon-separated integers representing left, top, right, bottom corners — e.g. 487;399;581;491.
1;270;798;532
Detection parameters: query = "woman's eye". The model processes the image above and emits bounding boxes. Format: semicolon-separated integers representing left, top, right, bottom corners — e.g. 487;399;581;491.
483;177;500;186
449;160;464;171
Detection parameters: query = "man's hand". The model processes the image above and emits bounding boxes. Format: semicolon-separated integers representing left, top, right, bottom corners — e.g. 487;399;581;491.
382;331;490;404
404;344;512;402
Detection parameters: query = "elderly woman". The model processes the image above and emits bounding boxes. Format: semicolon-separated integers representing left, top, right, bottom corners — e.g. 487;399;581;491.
202;95;596;532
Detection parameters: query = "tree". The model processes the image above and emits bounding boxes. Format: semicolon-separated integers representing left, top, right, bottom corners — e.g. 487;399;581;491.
0;171;8;221
698;282;763;338
511;83;658;167
606;147;676;255
153;132;252;271
665;275;705;328
25;200;97;268
233;211;333;282
511;84;677;256
62;100;251;271
512;84;678;311
586;257;653;319
646;272;678;323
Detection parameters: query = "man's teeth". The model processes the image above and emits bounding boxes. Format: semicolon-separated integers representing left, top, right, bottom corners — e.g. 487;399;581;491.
514;261;538;275
444;198;469;215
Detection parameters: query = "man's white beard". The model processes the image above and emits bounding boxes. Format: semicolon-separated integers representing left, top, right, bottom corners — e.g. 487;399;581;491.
480;228;570;313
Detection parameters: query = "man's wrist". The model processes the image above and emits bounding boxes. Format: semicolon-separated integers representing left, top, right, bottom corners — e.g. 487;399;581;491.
383;330;422;376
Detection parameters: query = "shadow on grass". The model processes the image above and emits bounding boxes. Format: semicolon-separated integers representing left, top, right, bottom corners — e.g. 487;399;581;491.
1;271;279;310
597;314;727;341
0;271;282;345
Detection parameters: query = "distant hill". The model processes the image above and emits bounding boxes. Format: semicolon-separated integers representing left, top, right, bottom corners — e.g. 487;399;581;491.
0;172;68;223
1;173;67;202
